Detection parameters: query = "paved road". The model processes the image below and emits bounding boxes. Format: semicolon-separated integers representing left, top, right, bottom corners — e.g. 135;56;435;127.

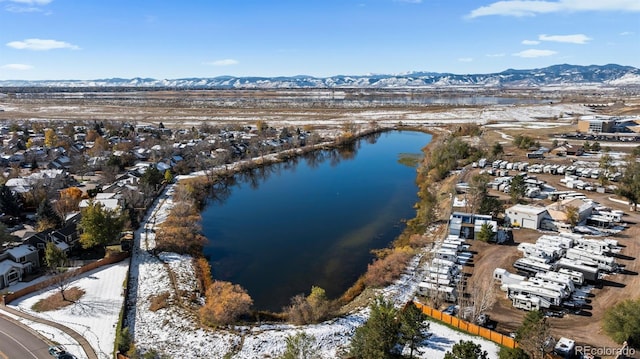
0;314;51;359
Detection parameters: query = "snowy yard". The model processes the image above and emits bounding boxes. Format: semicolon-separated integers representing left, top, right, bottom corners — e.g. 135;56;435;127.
9;262;129;359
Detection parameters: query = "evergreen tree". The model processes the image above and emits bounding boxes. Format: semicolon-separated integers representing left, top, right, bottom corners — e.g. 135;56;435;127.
278;332;320;359
509;175;526;204
498;347;530;359
444;340;489;359
36;199;63;230
0;185;23;217
349;297;400;359
491;142;504;158
398;303;430;359
476;223;494;242
141;165;164;189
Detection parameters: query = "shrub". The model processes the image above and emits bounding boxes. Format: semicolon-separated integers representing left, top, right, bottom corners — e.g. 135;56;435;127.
149;292;171;312
363;247;414;287
199;281;253;327
285;286;331;325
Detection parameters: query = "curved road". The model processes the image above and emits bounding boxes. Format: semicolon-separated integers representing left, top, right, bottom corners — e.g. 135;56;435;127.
0;314;51;359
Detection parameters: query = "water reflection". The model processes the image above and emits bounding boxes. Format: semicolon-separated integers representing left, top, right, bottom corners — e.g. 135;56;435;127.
201;130;431;311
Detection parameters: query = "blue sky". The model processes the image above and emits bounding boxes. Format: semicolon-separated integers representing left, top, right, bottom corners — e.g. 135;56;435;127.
0;0;638;80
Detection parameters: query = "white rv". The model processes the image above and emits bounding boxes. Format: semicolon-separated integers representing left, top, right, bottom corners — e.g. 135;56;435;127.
507;283;563;307
556;258;600;282
557;268;585;286
535;271;576;293
418;282;457;302
565;248;616;272
513;257;556;274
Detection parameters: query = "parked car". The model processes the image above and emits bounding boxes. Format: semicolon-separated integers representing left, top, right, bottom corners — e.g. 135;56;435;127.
476;313;489;326
443;305;458;316
48;346;77;359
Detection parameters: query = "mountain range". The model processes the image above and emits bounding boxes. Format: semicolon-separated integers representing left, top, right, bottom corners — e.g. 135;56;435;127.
1;64;639;89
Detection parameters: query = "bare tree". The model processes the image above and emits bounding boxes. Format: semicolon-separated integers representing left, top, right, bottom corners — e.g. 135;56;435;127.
52;269;77;302
466;275;497;323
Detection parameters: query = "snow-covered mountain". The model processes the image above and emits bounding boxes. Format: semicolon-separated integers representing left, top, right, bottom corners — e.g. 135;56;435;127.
1;64;638;89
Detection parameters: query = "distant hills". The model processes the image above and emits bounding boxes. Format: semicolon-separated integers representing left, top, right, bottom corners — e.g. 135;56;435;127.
1;64;639;89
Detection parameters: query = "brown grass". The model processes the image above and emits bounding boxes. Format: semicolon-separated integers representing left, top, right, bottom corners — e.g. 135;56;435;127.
31;287;85;312
149;291;171;312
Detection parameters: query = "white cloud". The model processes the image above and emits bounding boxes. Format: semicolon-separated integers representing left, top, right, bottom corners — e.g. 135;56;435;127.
394;0;422;3
458;57;473;62
204;59;239;66
468;0;640;18
7;0;52;4
522;40;541;45
619;31;634;36
513;49;557;57
0;63;33;70
6;38;79;50
3;0;52;12
486;53;506;57
539;33;591;44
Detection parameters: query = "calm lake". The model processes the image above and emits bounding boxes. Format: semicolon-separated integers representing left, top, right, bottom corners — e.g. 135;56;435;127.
201;130;432;311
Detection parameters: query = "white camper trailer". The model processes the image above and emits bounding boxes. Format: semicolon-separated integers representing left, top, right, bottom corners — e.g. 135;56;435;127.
514;257;556;274
436;248;458;263
557;268;585;286
507;283;563;307
556;258;600;282
493;268;527;291
565;248;616;272
418;282;457;302
535;271;576;293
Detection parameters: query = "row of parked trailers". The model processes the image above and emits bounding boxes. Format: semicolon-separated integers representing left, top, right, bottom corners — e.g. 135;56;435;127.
475;158;622;181
499;233;620;311
418;236;473;303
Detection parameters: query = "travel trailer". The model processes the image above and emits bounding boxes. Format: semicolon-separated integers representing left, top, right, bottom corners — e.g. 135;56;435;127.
557;268;585;286
513;257;556;274
565;248;616;272
556;258;600;282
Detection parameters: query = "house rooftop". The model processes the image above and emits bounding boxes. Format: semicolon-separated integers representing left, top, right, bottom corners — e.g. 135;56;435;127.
506;204;548;215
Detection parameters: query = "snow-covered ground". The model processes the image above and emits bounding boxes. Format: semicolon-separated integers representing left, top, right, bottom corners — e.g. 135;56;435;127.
124;182;500;358
9;262;129;359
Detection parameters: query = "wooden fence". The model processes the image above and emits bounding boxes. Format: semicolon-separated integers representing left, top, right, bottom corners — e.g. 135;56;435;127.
2;252;130;305
413;302;518;349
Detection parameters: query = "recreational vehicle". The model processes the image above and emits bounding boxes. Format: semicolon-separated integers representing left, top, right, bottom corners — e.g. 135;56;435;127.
513;257;556;274
556;258;600;282
512;294;550;311
565;248;616;272
557;268;585;286
535;271;576;293
436;249;458;262
507;283;563;307
527;278;572;298
493;268;526;291
418;282;457;302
